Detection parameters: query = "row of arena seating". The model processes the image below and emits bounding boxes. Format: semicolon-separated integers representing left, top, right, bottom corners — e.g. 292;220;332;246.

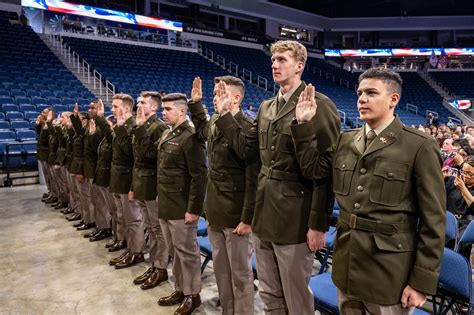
431;71;474;98
62;36;273;112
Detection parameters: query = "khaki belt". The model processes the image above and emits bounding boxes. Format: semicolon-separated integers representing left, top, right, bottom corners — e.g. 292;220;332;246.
260;165;300;182
339;210;415;235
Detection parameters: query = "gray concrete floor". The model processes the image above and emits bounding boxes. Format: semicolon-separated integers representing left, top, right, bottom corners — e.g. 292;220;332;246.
0;184;268;315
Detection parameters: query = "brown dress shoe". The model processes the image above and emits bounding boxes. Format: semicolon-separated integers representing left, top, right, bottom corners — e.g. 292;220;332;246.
108;240;127;252
114;252;144;269
133;266;155;285
174;294;201;315
109;250;130;265
141;268;168;290
67;213;81;221
158;291;185;306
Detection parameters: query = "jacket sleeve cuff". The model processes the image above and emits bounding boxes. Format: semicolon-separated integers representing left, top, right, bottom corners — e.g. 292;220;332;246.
308;212;331;232
114;125;128;140
408;264;440;295
186;203;202;216
188;100;204;114
240;207;254;225
214;112;237;131
290;120;316;141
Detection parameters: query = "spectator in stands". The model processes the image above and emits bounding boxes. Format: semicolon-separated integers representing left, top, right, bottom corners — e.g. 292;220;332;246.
97;21;106;36
445;156;474;261
73;18;82;33
466;126;474;137
220;40;340;314
291;67;446;314
188;76;257;314
157;93;207;314
447;118;455;129
426;112;439;126
442;138;456;167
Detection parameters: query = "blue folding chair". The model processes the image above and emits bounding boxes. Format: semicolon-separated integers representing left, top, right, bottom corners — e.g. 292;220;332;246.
316;226;337;274
197;217;207;237
198;236;213;274
432;247;473;314
458;220;474;245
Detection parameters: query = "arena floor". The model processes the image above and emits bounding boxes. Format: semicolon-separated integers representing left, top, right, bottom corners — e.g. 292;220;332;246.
0;184;272;314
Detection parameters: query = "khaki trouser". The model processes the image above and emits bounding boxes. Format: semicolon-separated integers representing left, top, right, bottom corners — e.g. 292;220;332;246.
77;176;95;224
160;218;201;296
114;193;143;252
338;290;415;315
208;225;254;315
136;199;168;269
253;234;314;315
67;172;80;213
88;180;111;229
97;186;118;235
40;161;52;192
52;165;68;203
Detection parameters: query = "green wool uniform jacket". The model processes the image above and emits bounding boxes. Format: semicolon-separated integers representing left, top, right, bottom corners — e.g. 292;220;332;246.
131;115;168;201
291;116;446;305
156;120;207;220
94;118;113;188
189;100;258;228
65;127;75;171
46;121;59;165
55;126;68;166
69;115;85;175
83;122;102;180
219;82;340;244
96;115;135;195
36;122;49;162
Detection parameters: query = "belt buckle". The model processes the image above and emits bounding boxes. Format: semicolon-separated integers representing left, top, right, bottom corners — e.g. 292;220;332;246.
267;167;273;178
349;214;357;229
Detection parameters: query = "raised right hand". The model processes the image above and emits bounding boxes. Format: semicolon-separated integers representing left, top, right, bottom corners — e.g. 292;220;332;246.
97;99;105;117
191;76;202;102
216;81;231;117
295;84;318;124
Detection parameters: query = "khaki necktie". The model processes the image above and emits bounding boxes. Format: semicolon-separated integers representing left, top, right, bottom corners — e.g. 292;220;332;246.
277;95;286;113
365;129;377;151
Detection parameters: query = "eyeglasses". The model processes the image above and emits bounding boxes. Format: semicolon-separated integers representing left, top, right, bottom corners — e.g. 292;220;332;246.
461;170;474;177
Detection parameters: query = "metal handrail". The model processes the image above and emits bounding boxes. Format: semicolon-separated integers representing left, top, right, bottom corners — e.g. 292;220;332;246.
448;116;462;125
217;55;226;68
355;117;364;128
337;109;346;126
229;62;238;76
105;80;116;102
406;103;418;115
243;68;252;82
426;110;439;119
257;76;268;90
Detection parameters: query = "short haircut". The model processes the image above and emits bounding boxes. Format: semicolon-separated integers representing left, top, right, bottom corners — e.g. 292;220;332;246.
270;40;307;64
61;111;71;118
112;93;134;110
214;75;245;99
140;91;162;106
162;93;188;106
358;67;403;96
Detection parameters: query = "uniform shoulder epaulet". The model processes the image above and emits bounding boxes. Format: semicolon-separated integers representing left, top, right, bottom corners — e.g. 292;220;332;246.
402;125;431;139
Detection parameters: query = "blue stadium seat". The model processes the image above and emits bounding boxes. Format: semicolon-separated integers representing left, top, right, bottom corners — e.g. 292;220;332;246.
0;120;10;129
24;111;38;121
19;104;36;112
5;112;24;121
16;129;36;141
0;96;14;104
0;130;16;141
10;120;30;130
54;105;68;112
1;104;19;112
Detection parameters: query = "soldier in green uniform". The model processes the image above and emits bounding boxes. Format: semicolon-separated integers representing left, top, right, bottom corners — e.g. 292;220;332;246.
70;107;96;230
99;93;144;268
156;93;207;315
188;76;257;314
51;112;69;210
218;40;340;314
37;108;53;202
45;110;60;206
130;91;169;289
64;113;82;220
291;67;446;314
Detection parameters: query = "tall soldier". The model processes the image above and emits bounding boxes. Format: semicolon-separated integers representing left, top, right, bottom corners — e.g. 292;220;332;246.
98;93;144;268
64;113;82;220
156;93;207;315
217;40;340;314
131;91;169;289
291;68;446;314
189;76;257;314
